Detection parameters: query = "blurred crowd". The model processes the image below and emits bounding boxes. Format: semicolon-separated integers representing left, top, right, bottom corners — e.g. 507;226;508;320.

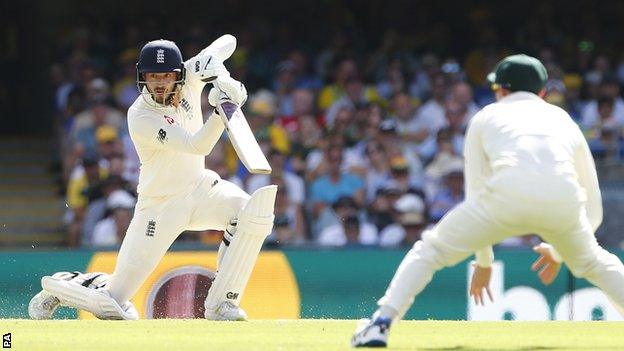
50;19;624;249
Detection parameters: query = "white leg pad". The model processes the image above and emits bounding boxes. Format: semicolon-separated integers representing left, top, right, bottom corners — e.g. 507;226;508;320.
205;185;277;311
42;276;139;320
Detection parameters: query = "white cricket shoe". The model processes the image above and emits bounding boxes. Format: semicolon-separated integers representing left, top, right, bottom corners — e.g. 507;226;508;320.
28;271;81;319
205;301;248;321
28;290;60;320
351;317;392;348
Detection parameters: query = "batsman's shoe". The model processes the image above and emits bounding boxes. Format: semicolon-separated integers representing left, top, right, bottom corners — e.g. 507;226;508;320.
42;273;138;320
28;290;60;320
28;271;81;319
351;317;391;348
205;301;248;321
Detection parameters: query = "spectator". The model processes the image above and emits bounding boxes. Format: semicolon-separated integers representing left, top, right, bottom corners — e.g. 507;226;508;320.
410;53;440;101
309;143;365;234
415;75;448;135
381;155;423;195
379;193;428;247
363;140;391;202
70;96;125;158
584;96;621;134
267;177;306;246
376;58;408;100
368;186;402;232
246;89;291;155
287;49;322;90
65;157;108;247
247;148;305;211
588;125;623;161
91;190;136;247
450;81;480;125
278;88;316;134
95;125;124;163
419;100;466;162
581;77;624;130
112;49;140;111
390;92;429;148
377;119;424;179
317;196;378;247
325;76;379;128
425;150;464;201
273;60;298;116
318;57;358;111
428;163;464;223
82;175;127;247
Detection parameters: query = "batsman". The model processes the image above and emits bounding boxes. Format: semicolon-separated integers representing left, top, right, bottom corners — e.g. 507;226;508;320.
29;35;276;321
352;54;624;347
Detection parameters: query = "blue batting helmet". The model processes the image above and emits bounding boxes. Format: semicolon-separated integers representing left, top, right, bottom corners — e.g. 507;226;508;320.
136;39;186;92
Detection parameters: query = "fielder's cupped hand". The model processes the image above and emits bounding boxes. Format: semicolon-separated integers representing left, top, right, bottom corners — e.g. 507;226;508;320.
469;263;494;306
532;243;562;285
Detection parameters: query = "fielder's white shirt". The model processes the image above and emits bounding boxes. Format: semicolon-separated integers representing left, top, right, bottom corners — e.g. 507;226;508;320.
466;92;602;264
127;52;225;197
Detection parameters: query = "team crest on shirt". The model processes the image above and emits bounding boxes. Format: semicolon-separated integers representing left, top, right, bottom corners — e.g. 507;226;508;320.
164;116;175;125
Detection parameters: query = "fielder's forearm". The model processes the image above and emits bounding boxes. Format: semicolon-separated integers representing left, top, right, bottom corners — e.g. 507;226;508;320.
475;246;494;268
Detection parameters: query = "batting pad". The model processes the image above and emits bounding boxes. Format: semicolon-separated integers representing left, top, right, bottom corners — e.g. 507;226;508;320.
205;185;277;311
42;276;139;320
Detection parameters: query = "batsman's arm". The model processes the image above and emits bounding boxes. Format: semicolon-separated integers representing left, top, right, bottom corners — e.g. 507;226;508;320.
573;126;603;232
128;110;224;155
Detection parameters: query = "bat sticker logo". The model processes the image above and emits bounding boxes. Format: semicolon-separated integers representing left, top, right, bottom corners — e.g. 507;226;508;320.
220;101;237;121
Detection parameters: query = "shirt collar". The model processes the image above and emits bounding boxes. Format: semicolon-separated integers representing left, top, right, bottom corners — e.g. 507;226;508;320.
498;91;541;103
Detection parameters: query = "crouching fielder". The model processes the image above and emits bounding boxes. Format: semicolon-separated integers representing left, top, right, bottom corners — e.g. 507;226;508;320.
352;54;624;347
29;35;277;321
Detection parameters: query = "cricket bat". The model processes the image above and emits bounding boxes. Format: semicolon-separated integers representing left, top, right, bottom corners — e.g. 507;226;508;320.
205;35;271;174
216;101;272;174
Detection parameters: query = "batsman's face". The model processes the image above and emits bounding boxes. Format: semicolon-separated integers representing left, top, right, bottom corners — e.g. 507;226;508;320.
144;72;177;104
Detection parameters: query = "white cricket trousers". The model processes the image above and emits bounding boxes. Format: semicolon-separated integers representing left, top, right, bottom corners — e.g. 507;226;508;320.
107;173;250;304
379;187;624;319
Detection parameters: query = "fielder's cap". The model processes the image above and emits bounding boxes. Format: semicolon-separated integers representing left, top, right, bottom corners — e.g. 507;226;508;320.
487;54;548;94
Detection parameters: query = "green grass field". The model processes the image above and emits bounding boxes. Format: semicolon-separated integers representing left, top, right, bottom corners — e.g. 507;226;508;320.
0;319;622;350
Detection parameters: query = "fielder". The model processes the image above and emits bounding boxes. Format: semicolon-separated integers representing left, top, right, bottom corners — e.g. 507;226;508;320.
29;35;277;321
352;54;624;347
